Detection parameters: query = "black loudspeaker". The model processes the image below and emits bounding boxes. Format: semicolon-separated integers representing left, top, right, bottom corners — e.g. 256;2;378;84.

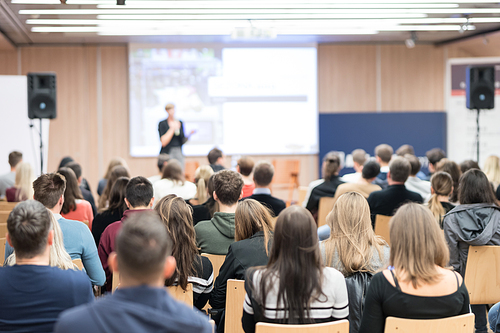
466;66;495;110
28;73;57;119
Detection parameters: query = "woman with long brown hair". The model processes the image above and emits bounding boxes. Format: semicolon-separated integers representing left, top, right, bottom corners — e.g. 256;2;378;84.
427;171;454;228
97;165;130;212
242;205;348;333
154;194;213;310
58;168;93;229
359;203;470;333
97;157;128;196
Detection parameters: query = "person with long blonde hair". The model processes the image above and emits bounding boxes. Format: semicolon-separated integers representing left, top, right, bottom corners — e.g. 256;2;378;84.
189;165;214;206
359;203;470;333
427;171;454;228
6;162;34;202
484;155;500;192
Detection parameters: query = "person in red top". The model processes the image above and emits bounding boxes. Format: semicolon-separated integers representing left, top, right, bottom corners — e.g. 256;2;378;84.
98;176;154;292
237;156;255;198
58;168;94;229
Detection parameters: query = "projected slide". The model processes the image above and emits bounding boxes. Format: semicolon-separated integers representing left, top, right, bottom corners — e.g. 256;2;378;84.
129;44;317;157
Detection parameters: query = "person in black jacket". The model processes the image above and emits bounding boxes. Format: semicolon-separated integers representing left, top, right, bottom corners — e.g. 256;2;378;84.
210;199;274;332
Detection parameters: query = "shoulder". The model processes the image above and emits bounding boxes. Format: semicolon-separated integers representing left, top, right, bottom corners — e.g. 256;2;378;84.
44;266;92;289
55;304;94;332
194;220;213;233
323;266;345;281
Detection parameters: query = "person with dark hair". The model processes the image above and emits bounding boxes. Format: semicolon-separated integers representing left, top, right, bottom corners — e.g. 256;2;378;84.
192;173;219;225
97;157;129;196
373;144;393;189
341;149;367;183
98;165;130;212
66;161;97;217
306;152;344;217
159;104;191;168
0;200;93;332
210;199;274;332
404;154;431;202
243;161;286;217
460;159;480;174
367;157;423;226
155;195;213;310
58;156;92;193
395;144;415;157
148;153;170;185
435;158;461;203
237;156;255;198
0;151;22;198
242;206;348;333
194;170;244;255
426;148;446;180
55;210;212;333
153;159;196;201
98;176;154;292
4;173;105;286
208;147;225;172
443;169;500;333
58;167;94;229
92;177;129;247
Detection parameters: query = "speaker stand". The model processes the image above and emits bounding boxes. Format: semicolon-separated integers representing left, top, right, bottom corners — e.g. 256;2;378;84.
39;118;44;174
475;108;481;163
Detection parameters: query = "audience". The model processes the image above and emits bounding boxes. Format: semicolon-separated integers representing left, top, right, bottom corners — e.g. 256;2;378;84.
237;156;255;198
66;161;97;217
443;169;500;332
153;159;196;201
210;199;274;332
341;149;366;183
97;157;129;196
321;192;389;332
358;203;470;333
435;158;461;203
396;144;427;179
427;171;454;228
192;173;219;225
0;200;93;332
195;170;243;255
99;176;154;292
208;147;225;172
6;161;34;202
483;155;500;193
58;167;94;229
0;151;22;199
373;144;393;189
4;173;105;286
306;152;344;217
58;156;92;193
154;195;213;310
367;156;423;226
242;206;348;333
97;165;130;212
55;210;213;333
189;165;214;206
404;154;431;202
460;159;480;174
147;153;170;185
92;177;129;246
426;148;446;181
243;161;286;217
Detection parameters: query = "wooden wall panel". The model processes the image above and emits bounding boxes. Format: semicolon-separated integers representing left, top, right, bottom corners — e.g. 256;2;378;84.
0;50;18;75
380;45;445;112
318;45;377;113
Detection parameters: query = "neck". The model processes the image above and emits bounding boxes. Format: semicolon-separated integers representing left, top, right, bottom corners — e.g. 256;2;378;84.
254;184;268;189
10;167;15;172
218;202;238;213
119;275;164;289
359;178;372;185
16;250;49;266
48;205;61;214
388;180;405;186
437;195;450;202
129;206;149;210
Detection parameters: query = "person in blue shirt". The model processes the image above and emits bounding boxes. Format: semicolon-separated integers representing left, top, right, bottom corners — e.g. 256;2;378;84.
0;200;94;332
55;210;213;333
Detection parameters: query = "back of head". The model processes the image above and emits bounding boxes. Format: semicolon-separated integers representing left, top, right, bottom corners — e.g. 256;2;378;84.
58;156;74;169
7;200;51;259
57;167;83;214
194;165;214;203
98;165;131;211
237;156;255;176
14;162;34;201
116;210;171;283
65;161;82;180
162;159;185;184
389;156;411;183
460;160;480;174
8;151;23;168
389;203;449;288
33;173;66;209
352;149;367;166
361;161;380;180
375;144;393;163
483;155;500;184
235;199;274;254
458;168;497;205
213;170;244;205
428;172;453;227
208;148;223;165
157;154;170;173
104;157;128;179
253;161;274;187
126;176;153;209
322;152;341;180
435;158;461;202
404;154;421;176
426;148;446;166
396;144;415;157
107;177;130;214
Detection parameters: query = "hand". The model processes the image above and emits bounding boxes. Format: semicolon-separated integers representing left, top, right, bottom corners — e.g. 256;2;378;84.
169;121;181;131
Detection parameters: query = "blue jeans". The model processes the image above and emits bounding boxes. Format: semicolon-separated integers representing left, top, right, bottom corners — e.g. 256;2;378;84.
489;302;500;333
471;304;488;333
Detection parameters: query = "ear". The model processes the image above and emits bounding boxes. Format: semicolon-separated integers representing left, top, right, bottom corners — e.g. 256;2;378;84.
387;171;392;180
148;197;154;208
78;176;83;185
59;195;64;206
239;189;243;200
6;233;12;247
124;198;131;209
375;156;381;163
47;230;54;246
236;165;240;173
431;187;435;195
109;252;118;273
163;256;176;279
213;191;218;201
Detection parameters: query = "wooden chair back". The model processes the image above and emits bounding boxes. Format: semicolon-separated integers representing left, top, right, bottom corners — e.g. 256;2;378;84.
0;238;5;266
167;283;193;307
0;202;17;212
112;271;120;293
0;211;9;224
297;186;308;206
255;320;349;333
201;253;226;281
72;258;84;270
225;279;246;333
464;245;500;304
271;160;300;207
374;215;392;246
184;161;200;183
0;223;7;238
317;197;335;228
384;313;474;333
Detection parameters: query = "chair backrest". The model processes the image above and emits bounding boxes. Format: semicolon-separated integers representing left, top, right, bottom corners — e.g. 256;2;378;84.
201;253;226;281
0;202;17;212
184;161;200;183
0;238;5;267
0;211;9;224
317;197;335;228
72;258;84;270
374;215;392;246
167;283;193;307
0;222;7;238
272;160;301;206
297;186;308;206
384;313;475;333
464;245;500;304
255;319;349;333
225;279;246;333
112;271;120;293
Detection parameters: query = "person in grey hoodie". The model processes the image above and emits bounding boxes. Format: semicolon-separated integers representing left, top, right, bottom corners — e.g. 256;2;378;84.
195;170;244;255
443;169;500;333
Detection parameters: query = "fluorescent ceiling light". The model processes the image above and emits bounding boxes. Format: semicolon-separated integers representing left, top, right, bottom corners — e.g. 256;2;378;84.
379;25;476;31
12;0;500;3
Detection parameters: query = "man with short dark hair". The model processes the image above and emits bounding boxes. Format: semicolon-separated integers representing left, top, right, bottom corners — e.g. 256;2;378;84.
0;151;22;198
341;149;367;183
0;200;93;332
373;144;393;189
98;176;154;292
208;148;225;172
66;161;97;217
148;153;170;185
55;210;212;333
426;148;446;180
368;156;423;226
404;154;431;202
195;170;243;255
237;156;255;198
243;161;286;217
